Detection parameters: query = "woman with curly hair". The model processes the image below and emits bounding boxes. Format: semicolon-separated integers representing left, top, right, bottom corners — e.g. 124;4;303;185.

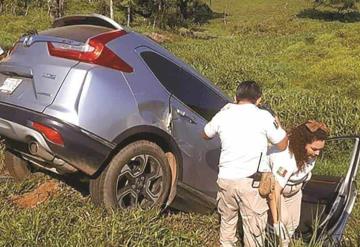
267;120;330;246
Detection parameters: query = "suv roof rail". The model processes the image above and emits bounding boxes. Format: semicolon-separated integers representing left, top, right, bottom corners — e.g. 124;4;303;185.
52;13;124;30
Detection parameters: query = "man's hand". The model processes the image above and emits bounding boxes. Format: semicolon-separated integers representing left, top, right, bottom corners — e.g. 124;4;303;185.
273;221;288;240
202;130;212;140
273;115;288;151
274;116;282;129
275;135;288;151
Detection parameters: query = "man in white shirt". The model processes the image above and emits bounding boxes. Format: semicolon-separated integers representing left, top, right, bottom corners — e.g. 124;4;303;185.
203;81;288;247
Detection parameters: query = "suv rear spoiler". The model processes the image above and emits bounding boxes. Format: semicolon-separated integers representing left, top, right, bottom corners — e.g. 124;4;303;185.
53;13;123;30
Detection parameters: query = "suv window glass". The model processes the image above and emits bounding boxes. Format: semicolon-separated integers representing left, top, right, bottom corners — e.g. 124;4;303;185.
141;51;227;121
39;25;113;43
313;138;356;177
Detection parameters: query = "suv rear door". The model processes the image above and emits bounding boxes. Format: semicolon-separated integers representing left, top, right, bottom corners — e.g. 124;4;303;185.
298;136;360;244
139;50;229;197
0;24;113;112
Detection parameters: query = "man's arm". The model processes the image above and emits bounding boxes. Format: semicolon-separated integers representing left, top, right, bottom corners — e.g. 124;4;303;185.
274;135;288;152
265;114;288;151
273;116;288;151
203;114;219;140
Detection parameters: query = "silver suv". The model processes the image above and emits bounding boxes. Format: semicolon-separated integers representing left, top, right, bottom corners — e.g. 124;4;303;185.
0;14;229;210
0;14;358;245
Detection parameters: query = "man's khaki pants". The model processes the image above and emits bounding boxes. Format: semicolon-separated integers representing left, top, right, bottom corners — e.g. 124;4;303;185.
217;178;268;247
279;183;303;247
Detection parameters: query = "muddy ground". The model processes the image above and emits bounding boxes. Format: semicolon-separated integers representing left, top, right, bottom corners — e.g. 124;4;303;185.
1;166;60;209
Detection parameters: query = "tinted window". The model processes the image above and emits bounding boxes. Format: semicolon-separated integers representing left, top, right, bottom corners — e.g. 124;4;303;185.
141;51;227;121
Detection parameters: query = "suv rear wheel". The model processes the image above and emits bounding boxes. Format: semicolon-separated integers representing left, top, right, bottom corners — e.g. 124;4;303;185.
90;140;171;210
4;151;31;181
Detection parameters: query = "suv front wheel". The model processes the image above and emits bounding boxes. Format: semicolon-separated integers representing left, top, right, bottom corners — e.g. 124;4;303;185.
90;140;171;210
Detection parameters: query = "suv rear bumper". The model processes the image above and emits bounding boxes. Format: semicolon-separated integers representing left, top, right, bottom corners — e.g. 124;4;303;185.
0;116;51;151
0;103;114;175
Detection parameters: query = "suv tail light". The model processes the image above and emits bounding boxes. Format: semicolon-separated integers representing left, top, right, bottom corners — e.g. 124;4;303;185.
47;30;133;73
5;42;19;56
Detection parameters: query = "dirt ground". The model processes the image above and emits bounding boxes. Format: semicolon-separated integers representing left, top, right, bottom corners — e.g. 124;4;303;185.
145;32;172;43
1;148;59;209
9;179;60;209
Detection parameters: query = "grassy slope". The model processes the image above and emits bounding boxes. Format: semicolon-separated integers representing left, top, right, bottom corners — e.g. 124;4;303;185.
167;0;360;97
164;0;360;136
0;0;360;245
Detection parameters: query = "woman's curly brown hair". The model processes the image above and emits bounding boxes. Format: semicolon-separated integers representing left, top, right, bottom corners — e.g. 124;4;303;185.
288;120;330;170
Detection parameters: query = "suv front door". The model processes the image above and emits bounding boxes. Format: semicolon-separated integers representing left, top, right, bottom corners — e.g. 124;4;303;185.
298;136;360;244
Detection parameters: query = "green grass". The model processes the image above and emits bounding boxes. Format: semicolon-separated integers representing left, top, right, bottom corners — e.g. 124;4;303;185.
1;0;360;245
0;175;219;246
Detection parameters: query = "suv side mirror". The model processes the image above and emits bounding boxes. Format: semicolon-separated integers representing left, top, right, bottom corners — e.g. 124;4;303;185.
0;47;4;56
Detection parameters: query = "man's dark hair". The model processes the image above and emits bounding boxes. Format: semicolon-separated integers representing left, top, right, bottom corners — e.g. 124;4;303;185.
235;80;262;103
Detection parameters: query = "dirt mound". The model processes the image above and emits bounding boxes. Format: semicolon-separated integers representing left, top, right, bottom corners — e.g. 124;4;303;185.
0;162;11;179
10;180;60;208
145;32;171;43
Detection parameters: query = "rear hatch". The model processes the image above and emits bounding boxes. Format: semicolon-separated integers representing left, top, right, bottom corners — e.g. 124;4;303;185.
0;25;113;112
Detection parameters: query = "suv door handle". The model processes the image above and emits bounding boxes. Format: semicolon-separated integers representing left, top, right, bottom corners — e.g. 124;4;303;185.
176;109;197;124
176;109;186;116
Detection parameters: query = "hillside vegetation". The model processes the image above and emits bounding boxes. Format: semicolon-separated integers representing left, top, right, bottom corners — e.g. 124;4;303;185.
0;0;360;246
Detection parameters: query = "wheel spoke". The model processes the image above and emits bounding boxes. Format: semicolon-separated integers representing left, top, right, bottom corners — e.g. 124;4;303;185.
139;197;155;210
119;165;137;179
144;175;163;201
146;156;162;180
114;152;166;209
143;187;158;203
117;185;138;209
146;170;161;181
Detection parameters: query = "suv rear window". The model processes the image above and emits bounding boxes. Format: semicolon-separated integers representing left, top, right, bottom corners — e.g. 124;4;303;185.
39;25;113;43
141;51;227;121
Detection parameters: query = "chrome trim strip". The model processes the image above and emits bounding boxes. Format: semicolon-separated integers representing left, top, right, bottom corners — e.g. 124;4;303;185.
0;117;51;152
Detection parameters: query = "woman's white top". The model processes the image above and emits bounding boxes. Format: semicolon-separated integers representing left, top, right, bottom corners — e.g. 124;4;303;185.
261;146;316;188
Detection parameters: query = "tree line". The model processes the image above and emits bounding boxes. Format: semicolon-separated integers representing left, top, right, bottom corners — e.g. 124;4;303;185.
0;0;214;28
0;0;64;18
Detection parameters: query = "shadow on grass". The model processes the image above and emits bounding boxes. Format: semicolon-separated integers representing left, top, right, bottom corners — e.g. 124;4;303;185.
297;8;360;23
211;11;226;20
40;169;90;196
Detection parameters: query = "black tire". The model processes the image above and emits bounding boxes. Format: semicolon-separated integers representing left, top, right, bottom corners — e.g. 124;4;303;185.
89;168;105;206
90;140;171;210
4;151;31;181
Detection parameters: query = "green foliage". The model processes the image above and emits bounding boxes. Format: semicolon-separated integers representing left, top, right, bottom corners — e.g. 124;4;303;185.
0;8;51;49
